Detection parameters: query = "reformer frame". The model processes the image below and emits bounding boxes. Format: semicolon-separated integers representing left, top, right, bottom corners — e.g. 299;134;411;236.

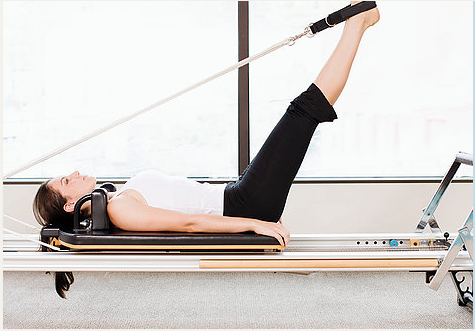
4;152;473;308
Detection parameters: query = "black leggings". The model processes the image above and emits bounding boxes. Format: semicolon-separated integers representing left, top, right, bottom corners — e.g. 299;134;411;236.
223;83;338;223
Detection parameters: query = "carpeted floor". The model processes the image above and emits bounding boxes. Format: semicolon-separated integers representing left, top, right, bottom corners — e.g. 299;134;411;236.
3;271;473;329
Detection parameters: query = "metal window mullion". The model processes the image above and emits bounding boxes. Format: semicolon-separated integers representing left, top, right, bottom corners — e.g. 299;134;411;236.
238;1;250;175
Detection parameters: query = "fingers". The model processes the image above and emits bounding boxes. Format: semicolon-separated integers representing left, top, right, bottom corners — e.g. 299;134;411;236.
273;234;285;246
254;219;290;247
277;218;289;244
270;226;286;246
274;222;290;247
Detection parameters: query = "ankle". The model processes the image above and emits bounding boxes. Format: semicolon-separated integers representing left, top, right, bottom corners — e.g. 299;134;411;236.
344;19;366;34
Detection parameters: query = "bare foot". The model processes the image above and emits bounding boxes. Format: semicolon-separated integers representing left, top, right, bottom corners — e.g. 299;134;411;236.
348;1;380;30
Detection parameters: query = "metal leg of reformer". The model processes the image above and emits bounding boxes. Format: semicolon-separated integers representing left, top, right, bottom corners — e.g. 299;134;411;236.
415;152;472;233
458;227;473;260
429;210;473;291
449;271;473;309
282;271;313;275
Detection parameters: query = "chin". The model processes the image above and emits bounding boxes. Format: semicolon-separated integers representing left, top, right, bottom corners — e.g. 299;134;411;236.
87;176;97;188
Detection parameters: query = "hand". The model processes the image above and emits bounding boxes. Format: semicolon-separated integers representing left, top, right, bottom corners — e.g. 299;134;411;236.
251;219;290;247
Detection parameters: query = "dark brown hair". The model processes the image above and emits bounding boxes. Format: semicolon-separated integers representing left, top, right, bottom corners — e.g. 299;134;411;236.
33;180;73;228
33;180;75;299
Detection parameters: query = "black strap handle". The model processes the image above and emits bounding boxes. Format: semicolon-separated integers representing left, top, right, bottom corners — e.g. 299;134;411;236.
100;182;117;192
310;1;377;34
73;194;92;230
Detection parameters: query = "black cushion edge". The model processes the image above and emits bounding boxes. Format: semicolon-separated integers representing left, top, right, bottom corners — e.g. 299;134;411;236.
58;229;280;246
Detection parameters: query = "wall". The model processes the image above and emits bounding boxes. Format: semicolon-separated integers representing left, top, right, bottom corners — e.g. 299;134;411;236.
3;182;472;235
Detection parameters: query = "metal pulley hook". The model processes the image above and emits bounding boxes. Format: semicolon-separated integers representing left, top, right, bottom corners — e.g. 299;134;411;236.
286;23;316;46
304;23;316;38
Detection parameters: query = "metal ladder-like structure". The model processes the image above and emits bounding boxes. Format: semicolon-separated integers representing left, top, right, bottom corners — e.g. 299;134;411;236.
415;152;473;309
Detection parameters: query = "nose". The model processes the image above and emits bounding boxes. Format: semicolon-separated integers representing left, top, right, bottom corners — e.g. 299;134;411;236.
68;171;80;179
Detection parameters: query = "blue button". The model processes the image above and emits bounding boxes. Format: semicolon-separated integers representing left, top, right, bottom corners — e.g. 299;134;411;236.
389;239;398;247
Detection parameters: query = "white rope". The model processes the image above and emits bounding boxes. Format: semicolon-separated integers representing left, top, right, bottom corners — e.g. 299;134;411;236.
3;214;41;231
3;227;61;251
3;28;312;179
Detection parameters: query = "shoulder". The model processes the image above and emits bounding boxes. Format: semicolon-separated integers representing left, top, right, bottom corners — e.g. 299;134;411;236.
108;192;142;210
107;194;144;229
107;193;143;216
107;195;129;217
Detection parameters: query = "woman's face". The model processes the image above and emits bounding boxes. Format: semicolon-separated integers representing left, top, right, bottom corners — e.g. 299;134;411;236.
48;171;97;209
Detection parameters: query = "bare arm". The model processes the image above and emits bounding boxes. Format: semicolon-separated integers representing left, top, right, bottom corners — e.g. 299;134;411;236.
189;213;255;233
108;195;289;245
190;214;289;246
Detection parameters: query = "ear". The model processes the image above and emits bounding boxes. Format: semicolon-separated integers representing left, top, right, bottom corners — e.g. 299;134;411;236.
63;201;75;213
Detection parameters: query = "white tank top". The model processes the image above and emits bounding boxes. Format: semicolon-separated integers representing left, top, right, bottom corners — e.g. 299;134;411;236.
111;170;227;215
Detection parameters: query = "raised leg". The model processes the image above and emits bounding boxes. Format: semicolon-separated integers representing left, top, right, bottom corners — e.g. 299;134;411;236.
315;2;380;105
223;3;380;222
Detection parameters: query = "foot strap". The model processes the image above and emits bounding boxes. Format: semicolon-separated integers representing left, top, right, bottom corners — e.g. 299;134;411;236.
310;1;377;34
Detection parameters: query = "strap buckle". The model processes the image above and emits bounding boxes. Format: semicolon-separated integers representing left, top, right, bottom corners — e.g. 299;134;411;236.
286;23;316;46
324;15;337;28
304;23;316;38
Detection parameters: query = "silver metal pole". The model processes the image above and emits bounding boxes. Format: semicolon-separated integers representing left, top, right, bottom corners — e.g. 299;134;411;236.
455;152;473;166
415;152;473;233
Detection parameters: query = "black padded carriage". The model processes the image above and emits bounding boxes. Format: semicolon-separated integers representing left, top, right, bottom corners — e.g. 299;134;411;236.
40;183;283;252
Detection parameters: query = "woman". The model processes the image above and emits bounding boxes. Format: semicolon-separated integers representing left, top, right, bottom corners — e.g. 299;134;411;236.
34;2;380;296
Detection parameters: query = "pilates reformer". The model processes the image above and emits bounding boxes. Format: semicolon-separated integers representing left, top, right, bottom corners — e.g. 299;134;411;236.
3;152;473;308
1;1;471;307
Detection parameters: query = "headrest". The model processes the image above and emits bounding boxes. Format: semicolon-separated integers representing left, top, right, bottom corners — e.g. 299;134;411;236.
73;182;117;232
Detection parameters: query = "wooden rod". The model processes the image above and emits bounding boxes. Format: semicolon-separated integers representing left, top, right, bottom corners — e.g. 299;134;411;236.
199;259;439;269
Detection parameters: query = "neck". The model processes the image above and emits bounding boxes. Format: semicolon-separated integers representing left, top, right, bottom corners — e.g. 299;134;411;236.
80;201;92;217
78;192;115;217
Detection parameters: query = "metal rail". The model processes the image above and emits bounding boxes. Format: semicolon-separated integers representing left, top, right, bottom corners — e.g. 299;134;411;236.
3;250;472;272
4;233;472;272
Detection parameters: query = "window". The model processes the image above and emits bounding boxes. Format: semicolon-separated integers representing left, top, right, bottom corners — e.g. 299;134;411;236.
3;1;238;178
249;1;473;177
4;1;473;179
